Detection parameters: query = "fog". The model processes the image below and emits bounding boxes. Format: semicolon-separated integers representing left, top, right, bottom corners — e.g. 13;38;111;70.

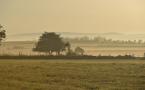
0;0;145;37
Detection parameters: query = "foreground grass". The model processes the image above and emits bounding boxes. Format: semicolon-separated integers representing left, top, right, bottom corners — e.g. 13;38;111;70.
0;60;145;90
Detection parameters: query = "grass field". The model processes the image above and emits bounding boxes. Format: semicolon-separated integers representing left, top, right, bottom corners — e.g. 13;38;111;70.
0;59;145;90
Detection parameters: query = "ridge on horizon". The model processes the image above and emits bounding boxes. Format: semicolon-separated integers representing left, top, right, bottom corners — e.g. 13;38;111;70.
6;32;145;41
9;32;125;36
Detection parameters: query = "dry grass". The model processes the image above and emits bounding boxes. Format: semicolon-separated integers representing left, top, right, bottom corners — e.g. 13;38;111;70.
0;59;145;90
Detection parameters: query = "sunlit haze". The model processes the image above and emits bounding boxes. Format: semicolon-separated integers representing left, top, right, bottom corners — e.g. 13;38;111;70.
0;0;145;35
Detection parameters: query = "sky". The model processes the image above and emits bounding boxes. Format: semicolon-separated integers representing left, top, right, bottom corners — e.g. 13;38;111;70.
0;0;145;35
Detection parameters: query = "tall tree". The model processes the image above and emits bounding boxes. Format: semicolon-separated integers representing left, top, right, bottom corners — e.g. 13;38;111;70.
0;25;6;45
33;32;66;55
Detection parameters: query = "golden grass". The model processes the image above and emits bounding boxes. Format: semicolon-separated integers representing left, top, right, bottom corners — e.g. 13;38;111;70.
0;59;145;90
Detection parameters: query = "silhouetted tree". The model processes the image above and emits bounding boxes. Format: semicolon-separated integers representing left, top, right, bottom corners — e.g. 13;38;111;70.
33;32;65;55
0;25;6;45
75;47;85;55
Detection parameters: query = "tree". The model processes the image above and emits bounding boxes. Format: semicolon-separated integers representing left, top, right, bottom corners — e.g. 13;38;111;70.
75;47;85;55
65;42;76;56
33;32;66;55
0;24;6;45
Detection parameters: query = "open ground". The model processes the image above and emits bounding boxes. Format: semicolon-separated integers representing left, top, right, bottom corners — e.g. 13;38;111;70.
0;59;145;90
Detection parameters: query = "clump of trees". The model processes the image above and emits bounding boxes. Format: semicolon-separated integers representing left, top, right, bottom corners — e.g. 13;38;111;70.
33;32;85;56
0;25;6;45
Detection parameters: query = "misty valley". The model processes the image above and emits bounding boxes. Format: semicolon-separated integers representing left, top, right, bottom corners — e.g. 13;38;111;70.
1;39;145;57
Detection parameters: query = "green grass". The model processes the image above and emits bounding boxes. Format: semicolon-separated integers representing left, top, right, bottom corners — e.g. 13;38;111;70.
0;59;145;90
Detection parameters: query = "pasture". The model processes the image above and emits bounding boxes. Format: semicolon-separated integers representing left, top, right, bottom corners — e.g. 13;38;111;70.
0;59;145;90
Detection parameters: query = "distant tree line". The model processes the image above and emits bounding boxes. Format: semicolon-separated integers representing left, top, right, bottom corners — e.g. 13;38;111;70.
64;36;145;44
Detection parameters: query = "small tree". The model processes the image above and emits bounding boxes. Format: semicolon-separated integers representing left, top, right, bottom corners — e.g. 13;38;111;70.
65;42;71;53
33;32;65;55
0;25;6;45
75;47;85;56
64;42;77;56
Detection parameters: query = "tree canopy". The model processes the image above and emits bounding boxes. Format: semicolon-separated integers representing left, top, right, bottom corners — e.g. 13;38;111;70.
33;32;66;55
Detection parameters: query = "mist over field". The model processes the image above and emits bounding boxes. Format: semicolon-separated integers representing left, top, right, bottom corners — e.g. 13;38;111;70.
3;32;145;57
7;32;145;41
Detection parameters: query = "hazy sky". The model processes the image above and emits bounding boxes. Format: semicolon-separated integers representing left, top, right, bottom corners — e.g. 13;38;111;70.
0;0;145;34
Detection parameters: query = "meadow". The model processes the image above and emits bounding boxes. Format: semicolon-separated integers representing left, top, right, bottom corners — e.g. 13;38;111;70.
0;59;145;90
